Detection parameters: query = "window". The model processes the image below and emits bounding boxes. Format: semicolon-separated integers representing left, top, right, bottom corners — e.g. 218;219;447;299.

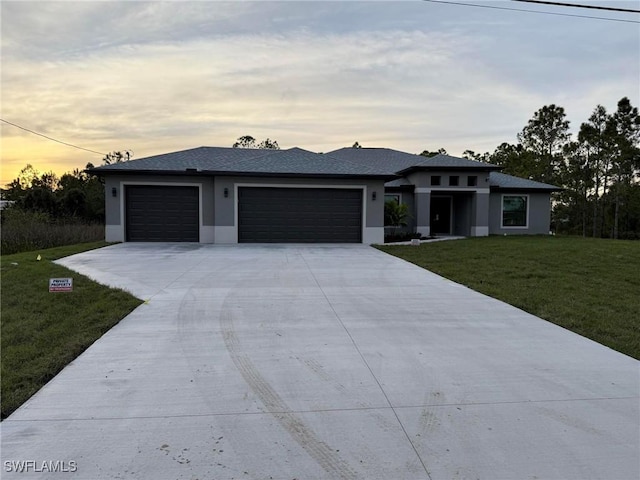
449;175;459;186
467;176;478;187
431;175;441;186
384;194;400;204
502;195;528;227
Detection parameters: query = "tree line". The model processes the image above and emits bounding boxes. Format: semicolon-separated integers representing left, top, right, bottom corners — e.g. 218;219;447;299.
460;97;640;239
2;163;105;223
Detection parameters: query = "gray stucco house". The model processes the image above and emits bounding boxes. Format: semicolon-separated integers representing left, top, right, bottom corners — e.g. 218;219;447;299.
90;146;559;244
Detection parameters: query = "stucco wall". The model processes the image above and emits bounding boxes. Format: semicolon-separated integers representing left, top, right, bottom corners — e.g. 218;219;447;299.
103;174;385;244
407;170;491;189
489;191;552;235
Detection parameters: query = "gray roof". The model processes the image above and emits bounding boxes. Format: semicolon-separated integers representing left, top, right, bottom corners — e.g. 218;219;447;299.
384;177;413;187
327;147;499;174
90;146;389;178
91;145;561;191
406;153;501;171
327;148;427;174
489;172;560;191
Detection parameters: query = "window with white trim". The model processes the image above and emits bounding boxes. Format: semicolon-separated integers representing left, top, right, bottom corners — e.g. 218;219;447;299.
502;195;528;227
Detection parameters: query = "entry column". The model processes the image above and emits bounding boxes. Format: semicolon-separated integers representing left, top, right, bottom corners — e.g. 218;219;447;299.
415;188;431;237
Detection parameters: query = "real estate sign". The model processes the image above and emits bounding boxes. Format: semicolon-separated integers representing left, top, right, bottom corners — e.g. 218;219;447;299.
49;278;73;292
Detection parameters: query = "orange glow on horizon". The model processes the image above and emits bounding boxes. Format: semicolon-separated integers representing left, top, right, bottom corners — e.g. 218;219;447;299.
0;133;104;188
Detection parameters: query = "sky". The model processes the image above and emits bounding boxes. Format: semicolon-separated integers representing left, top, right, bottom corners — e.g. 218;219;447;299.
1;0;638;187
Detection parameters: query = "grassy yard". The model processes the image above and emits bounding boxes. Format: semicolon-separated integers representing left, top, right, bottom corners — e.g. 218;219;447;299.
377;236;640;360
1;242;142;418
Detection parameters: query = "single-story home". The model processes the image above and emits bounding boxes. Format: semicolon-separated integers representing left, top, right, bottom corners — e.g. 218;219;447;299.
89;146;560;244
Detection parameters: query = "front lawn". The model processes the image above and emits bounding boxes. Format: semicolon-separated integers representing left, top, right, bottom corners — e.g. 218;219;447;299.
377;236;640;360
1;242;142;418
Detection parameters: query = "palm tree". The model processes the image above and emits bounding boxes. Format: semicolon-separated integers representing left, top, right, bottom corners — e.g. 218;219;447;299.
384;200;410;236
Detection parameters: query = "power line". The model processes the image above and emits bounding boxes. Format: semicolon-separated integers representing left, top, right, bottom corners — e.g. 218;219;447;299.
513;0;640;14
421;0;640;23
0;118;106;156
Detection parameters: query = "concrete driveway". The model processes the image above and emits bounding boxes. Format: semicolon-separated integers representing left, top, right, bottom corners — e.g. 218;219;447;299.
2;244;638;479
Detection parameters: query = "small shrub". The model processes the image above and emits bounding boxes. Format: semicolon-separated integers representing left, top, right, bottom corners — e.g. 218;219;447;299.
384;232;426;243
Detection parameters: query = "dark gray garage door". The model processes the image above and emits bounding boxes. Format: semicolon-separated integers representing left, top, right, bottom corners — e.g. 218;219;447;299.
238;187;362;243
125;185;199;242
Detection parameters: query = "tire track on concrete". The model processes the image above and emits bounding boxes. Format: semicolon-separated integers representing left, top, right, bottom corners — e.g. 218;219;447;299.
220;300;359;480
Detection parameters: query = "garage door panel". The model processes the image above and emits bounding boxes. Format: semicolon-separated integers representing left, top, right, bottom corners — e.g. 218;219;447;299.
238;187;362;243
126;186;199;242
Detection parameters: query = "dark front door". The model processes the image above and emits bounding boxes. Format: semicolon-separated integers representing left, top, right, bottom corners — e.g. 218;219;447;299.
125;185;199;242
238;187;362;243
430;196;451;235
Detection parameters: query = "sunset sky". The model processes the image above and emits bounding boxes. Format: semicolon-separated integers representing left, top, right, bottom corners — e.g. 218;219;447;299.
1;1;638;187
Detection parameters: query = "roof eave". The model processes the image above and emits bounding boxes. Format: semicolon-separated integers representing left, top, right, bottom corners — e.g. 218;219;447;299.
490;186;563;192
87;168;396;181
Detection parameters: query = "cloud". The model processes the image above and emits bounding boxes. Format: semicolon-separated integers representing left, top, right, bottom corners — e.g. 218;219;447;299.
1;1;638;185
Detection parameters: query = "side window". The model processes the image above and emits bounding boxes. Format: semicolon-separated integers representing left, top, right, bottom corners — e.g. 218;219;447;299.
384;194;401;204
467;176;478;187
431;176;441;186
502;195;528;227
449;175;459;186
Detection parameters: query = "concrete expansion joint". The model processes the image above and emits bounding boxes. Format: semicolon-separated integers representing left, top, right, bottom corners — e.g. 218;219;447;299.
299;252;433;480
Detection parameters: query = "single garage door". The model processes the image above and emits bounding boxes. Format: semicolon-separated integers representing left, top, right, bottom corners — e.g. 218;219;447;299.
125;185;199;242
238;187;362;243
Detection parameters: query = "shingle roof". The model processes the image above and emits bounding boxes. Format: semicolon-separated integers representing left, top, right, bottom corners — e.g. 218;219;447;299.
329;148;560;190
326;148;426;174
233;148;383;176
90;146;390;178
407;153;501;171
489;172;560;191
92;147;268;172
91;145;561;190
385;177;413;187
326;148;499;174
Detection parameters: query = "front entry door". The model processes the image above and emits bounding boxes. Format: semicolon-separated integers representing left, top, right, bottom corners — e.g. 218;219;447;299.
431;196;452;235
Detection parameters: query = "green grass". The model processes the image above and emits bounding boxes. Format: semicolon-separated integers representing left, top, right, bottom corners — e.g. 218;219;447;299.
377;236;640;360
1;242;142;418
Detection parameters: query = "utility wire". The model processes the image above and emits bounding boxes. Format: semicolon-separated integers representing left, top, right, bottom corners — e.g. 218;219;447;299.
513;0;640;14
0;118;106;156
421;0;640;23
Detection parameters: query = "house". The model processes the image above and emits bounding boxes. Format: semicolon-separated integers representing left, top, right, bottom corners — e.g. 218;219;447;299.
89;146;560;244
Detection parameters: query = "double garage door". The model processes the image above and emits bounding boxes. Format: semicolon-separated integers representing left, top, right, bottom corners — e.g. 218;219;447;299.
238;187;362;243
125;185;362;243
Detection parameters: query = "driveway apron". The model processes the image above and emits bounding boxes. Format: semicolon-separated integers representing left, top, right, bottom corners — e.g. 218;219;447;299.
2;244;638;479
